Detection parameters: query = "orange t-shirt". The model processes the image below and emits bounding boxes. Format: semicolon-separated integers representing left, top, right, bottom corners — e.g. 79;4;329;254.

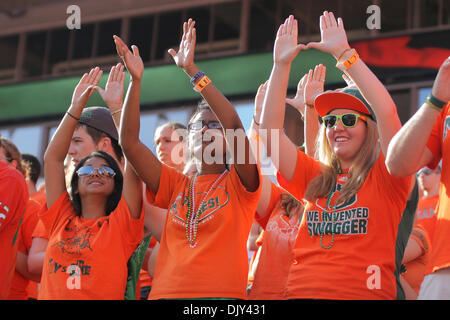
38;191;144;300
146;164;261;299
7;199;41;300
425;103;450;275
403;225;431;294
30;190;46;208
249;183;302;300
277;149;411;300
0;162;29;299
415;195;438;244
32;219;48;239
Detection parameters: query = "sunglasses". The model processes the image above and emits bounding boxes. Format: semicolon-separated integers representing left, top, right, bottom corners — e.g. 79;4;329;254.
322;113;367;129
188;120;222;132
76;165;116;178
417;168;439;176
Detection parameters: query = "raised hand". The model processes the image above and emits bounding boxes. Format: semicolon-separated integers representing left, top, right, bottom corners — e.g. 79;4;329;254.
286;74;307;117
113;35;144;81
168;19;196;73
304;64;326;106
254;81;268;122
431;56;450;102
95;63;125;112
274;15;306;65
306;11;350;59
71;66;102;110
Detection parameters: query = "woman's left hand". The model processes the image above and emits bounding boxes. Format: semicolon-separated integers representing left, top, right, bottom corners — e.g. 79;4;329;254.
95;63;125;113
168;18;197;74
306;11;350;59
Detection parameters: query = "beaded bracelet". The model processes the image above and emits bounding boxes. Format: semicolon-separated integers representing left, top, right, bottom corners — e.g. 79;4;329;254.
190;71;205;85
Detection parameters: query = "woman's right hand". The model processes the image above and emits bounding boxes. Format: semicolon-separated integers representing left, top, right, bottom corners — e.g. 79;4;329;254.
71;66;102;110
273;15;306;65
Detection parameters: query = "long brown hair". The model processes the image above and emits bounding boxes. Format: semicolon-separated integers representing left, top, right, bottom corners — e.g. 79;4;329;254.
0;137;25;176
304;118;379;205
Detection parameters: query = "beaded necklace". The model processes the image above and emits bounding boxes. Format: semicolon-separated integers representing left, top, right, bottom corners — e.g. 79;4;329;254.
319;169;350;249
185;170;228;248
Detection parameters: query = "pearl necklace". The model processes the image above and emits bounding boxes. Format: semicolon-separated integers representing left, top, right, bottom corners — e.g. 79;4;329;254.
185;170;228;248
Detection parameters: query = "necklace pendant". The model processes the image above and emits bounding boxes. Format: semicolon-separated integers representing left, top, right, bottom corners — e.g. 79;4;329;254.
189;241;198;248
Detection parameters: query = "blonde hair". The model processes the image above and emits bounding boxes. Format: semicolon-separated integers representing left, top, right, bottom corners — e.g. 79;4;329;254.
304;118;379;205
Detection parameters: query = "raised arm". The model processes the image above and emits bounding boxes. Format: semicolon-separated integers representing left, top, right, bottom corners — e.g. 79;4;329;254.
260;15;306;181
44;67;102;208
168;19;259;192
386;57;450;177
248;81;273;218
286;64;325;158
307;11;402;157
96;63;142;219
113;35;162;194
95;63;125;128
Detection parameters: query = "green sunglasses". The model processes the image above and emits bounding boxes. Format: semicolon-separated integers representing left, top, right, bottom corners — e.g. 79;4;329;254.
322;113;367;129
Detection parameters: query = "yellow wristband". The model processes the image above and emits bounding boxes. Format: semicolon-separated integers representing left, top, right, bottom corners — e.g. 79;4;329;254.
193;75;211;92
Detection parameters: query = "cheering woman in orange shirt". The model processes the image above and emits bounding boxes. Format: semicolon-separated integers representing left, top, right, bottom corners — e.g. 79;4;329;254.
260;13;412;299
115;19;261;299
38;67;145;299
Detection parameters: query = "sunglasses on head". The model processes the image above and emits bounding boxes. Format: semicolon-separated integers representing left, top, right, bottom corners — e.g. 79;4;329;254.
188;120;222;132
322;113;367;129
76;165;116;178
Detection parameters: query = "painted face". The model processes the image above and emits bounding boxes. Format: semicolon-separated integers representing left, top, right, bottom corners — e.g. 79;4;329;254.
417;168;441;194
68;126;98;166
325;108;367;167
76;156;115;197
154;125;185;168
188;110;225;165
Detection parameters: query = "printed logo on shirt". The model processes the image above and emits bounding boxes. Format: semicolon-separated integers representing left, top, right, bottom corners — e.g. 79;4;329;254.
306;183;370;236
168;186;230;227
47;258;92;276
266;212;300;241
416;206;435;220
443;116;450;141
0;201;9;228
52;224;95;255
